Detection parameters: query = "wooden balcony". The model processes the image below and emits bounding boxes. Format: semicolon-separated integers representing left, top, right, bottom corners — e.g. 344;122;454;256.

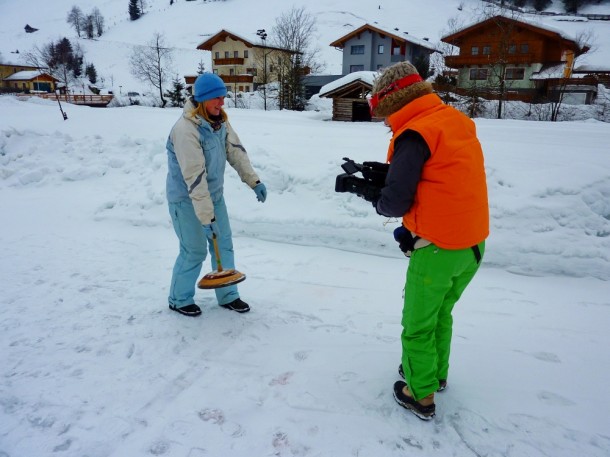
219;74;254;84
214;58;245;66
445;53;536;67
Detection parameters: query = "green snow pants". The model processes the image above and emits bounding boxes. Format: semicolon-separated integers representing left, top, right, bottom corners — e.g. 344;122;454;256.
401;241;485;400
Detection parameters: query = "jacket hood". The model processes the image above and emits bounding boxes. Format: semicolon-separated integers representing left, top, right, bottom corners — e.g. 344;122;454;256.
182;98;202;126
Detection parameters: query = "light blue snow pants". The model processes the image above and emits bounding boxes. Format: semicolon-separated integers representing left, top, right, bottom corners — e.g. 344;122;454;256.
168;196;239;308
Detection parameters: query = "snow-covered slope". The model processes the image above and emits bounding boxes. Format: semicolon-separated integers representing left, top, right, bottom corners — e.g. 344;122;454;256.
1;0;609;95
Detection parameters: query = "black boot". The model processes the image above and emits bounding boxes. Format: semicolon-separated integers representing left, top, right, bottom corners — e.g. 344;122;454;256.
169;303;202;316
220;298;250;313
393;381;436;421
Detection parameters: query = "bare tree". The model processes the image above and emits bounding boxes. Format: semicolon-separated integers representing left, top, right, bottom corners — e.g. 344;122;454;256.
129;32;173;107
91;7;105;37
66;6;85;37
472;5;526;119
549;29;594;121
432;15;464;105
271;6;323;110
84;14;95;39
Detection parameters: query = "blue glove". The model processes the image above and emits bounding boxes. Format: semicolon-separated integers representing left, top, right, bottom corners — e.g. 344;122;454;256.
203;218;219;238
253;182;267;203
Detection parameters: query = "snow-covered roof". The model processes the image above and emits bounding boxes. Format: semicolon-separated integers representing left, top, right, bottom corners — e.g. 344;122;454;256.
446;14;583;46
574;64;610;73
318;71;378;97
3;70;47;81
330;23;437;53
530;64;590;80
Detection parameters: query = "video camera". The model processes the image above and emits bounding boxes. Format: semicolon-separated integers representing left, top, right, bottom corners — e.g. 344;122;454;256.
335;157;389;203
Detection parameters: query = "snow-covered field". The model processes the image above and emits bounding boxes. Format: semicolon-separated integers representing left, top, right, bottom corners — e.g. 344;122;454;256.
1;96;609;456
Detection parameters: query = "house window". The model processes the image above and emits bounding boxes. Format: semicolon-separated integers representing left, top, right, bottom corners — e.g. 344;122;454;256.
520;43;529;54
482;45;491;55
234;51;239;58
508;44;517;54
244;50;249;58
377;64;383;70
224;51;230;58
351;45;365;55
247;67;257;76
505;68;525;80
215;51;220;59
350;65;364;72
229;68;234;75
471;46;479;56
392;46;401;56
213;69;218;74
378;44;384;54
469;68;488;80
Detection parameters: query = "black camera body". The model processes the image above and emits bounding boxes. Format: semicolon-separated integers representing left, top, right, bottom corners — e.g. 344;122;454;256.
335;157;389;203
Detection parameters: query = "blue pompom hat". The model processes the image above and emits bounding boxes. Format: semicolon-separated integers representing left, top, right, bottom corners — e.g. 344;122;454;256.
193;73;227;103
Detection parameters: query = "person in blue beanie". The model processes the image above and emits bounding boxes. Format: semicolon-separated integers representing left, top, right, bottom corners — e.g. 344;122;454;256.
165;73;267;316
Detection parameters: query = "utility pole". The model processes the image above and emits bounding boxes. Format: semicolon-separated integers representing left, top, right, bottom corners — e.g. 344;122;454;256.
257;29;268;111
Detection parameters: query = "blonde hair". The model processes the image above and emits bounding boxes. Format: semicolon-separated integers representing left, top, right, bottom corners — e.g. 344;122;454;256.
191;99;228;123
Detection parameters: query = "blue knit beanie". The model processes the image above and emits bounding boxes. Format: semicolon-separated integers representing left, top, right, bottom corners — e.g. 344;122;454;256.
193;73;227;102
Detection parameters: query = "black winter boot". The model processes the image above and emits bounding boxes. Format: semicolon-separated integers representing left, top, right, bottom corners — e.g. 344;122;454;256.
220;298;250;313
169;303;202;316
393;381;436;421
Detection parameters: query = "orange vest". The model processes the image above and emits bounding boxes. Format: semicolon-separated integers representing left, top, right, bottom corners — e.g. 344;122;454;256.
386;94;489;249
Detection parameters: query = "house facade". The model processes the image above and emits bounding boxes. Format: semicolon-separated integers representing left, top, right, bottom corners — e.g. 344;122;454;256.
1;62;57;93
441;15;594;104
329;23;437;75
196;29;299;94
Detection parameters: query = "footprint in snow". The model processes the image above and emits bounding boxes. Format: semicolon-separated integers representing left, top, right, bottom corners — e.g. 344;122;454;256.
269;372;294;386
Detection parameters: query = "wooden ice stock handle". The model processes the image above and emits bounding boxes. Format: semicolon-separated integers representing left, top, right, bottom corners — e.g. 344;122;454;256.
211;233;224;272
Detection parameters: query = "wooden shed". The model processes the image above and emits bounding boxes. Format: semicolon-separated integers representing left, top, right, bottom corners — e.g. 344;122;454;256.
318;72;378;122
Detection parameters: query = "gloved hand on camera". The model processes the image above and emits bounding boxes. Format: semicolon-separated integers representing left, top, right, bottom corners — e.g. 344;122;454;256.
203;218;219;238
393;225;416;254
253;181;267;203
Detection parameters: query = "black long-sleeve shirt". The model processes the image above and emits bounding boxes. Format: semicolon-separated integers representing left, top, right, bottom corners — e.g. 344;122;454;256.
375;129;431;218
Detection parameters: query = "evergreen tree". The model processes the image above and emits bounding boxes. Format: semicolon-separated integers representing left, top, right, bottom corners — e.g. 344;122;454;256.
165;75;186;107
563;0;580;13
129;0;141;20
85;63;98;84
196;59;206;75
533;0;552;11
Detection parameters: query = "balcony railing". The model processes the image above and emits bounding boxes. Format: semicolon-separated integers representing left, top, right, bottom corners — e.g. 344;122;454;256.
214;58;245;66
219;74;254;83
445;54;535;67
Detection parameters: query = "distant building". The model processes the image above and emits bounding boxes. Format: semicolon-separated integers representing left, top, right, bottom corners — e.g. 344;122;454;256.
302;75;343;100
441;15;596;104
329;23;436;75
196;29;302;94
0;62;57;93
318;71;378;122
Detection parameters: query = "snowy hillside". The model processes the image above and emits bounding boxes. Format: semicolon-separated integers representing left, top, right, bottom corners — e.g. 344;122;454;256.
1;0;610;97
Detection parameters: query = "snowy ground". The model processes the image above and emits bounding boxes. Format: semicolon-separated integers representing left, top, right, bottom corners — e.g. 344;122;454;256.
1;96;609;457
